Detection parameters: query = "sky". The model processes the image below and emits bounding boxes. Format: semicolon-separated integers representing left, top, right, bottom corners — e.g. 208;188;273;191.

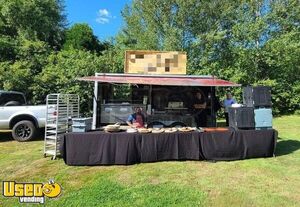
65;0;131;40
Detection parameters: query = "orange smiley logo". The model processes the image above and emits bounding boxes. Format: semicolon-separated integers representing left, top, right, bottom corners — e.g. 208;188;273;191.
42;180;61;198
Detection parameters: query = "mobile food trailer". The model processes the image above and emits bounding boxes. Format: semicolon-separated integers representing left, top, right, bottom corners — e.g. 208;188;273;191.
79;73;239;129
60;51;277;166
79;50;239;129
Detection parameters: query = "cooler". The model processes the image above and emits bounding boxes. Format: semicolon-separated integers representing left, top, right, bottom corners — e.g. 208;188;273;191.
254;108;272;129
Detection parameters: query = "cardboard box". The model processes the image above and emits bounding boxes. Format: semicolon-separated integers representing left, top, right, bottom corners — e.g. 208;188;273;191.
125;50;187;74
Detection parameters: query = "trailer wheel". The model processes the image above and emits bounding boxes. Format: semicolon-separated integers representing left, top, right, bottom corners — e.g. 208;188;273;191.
12;120;36;142
170;122;187;128
148;121;166;128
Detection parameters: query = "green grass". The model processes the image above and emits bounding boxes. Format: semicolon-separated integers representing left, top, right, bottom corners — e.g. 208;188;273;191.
0;115;300;207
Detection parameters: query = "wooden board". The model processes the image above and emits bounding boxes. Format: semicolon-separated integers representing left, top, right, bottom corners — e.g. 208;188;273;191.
125;50;187;74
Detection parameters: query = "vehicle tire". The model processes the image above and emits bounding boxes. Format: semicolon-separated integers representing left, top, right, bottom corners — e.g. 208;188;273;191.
12;120;36;142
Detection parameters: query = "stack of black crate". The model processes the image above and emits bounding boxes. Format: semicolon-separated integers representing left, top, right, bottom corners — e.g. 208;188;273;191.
228;86;272;130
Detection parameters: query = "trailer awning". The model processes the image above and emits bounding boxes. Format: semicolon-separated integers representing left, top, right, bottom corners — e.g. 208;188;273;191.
78;73;240;87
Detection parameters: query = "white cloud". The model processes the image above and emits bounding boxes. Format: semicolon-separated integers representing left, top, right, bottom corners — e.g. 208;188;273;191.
99;9;109;17
96;17;109;24
96;9;114;24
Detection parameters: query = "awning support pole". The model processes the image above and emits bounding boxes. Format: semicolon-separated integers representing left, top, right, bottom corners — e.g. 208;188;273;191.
211;86;215;127
92;80;98;129
149;85;152;114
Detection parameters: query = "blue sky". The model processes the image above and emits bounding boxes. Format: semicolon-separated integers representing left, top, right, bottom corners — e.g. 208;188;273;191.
65;0;131;40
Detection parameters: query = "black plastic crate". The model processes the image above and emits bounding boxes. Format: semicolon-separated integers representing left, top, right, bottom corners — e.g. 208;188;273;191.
243;86;272;108
228;107;255;129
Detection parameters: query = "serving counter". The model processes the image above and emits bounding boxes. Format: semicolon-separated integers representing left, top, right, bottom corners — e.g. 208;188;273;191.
60;129;277;165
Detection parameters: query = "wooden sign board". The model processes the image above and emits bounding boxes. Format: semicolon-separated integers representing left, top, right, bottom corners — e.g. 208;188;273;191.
125;50;187;74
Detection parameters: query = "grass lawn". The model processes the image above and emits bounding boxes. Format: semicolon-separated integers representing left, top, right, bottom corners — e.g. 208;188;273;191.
0;115;299;207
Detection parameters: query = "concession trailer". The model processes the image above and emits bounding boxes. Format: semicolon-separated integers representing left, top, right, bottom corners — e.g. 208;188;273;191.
79;73;239;129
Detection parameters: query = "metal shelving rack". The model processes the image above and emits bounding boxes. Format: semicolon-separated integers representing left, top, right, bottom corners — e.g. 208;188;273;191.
44;94;79;159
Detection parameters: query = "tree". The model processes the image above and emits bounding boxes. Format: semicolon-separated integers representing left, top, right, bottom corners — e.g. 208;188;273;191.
0;35;16;61
32;49;116;114
0;37;50;100
0;0;66;48
118;0;300;114
1;0;299;115
63;23;105;52
0;0;65;101
119;0;196;51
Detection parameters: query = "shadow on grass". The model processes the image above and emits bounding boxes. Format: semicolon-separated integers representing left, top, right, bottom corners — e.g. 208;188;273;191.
0;131;44;142
275;138;300;156
0;132;13;142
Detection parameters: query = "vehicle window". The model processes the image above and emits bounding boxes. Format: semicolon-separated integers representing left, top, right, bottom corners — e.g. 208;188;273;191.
0;93;26;106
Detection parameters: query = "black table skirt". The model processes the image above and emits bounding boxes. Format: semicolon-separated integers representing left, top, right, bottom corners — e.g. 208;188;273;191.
60;132;141;165
60;129;277;166
199;130;277;161
140;132;201;162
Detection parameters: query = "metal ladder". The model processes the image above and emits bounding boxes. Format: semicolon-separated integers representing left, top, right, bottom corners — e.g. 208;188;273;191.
44;94;79;159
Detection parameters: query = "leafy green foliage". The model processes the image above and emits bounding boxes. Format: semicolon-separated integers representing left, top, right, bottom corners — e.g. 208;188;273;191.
0;35;17;61
0;0;299;115
0;0;65;101
32;49;115;115
63;23;105;53
119;0;300;114
119;0;196;51
1;37;50;100
0;0;66;48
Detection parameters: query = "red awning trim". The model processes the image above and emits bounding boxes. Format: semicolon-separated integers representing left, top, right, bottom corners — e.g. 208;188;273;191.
78;73;240;87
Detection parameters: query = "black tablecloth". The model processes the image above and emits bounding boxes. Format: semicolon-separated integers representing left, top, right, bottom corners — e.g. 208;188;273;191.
60;129;277;166
140;132;201;162
60;132;141;165
199;130;277;161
